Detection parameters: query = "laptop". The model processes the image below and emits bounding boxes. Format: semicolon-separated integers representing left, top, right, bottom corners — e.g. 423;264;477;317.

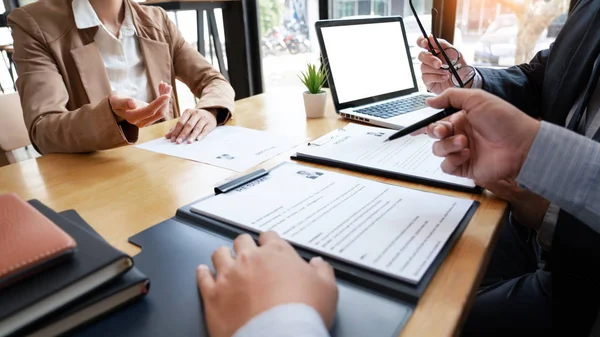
315;16;440;129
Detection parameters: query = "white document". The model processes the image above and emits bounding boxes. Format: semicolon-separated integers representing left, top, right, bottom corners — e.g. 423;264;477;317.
135;126;302;172
190;162;474;284
295;123;476;189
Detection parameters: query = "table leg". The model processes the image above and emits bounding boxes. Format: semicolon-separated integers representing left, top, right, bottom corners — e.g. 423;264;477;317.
222;0;263;98
196;9;206;56
0;151;13;167
207;10;229;81
208;26;214;64
6;51;16;91
1;50;9;93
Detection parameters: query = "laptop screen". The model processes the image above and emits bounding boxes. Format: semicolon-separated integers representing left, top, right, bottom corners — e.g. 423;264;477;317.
319;20;416;104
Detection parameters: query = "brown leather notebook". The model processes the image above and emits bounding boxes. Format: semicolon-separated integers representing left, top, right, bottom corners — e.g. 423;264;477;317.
0;193;77;290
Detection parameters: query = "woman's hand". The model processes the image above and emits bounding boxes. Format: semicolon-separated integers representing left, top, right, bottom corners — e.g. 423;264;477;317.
165;108;218;144
109;82;172;128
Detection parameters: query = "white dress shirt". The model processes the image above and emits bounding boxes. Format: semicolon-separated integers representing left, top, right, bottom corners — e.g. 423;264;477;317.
72;0;152;103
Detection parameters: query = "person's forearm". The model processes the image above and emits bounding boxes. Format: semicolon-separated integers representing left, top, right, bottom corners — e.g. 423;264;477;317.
516;121;600;232
233;303;330;337
201;106;231;125
30;98;136;154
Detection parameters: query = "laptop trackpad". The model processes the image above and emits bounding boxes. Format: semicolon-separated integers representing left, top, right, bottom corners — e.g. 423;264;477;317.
389;108;439;126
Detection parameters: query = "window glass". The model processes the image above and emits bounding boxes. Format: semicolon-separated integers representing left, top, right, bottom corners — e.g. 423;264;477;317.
454;0;569;68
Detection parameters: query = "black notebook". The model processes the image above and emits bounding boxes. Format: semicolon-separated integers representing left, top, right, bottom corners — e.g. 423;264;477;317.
291;123;481;193
0;201;133;337
16;210;150;337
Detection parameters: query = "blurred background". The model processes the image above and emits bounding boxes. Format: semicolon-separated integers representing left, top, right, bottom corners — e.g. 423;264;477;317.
254;0;569;93
0;0;570;99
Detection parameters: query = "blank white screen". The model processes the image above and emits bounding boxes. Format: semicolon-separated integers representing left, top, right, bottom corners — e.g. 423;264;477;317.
320;21;415;104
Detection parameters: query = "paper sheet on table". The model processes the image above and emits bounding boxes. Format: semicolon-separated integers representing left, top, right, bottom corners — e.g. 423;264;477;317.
135;126;302;172
295;123;476;190
190;162;474;284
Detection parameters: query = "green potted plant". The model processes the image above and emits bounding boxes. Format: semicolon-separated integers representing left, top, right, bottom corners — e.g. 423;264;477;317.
298;61;328;118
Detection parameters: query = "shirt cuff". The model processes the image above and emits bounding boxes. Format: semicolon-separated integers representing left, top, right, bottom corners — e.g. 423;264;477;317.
516;121;600;225
214;108;231;125
233;303;330;337
470;68;483;89
537;203;559;251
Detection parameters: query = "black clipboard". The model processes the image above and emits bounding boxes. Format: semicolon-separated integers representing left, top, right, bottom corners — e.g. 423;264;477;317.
177;162;479;305
66;162;478;337
291;153;483;194
290;131;483;194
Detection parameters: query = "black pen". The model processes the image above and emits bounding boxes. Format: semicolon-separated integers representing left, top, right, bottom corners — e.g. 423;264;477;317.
384;107;460;142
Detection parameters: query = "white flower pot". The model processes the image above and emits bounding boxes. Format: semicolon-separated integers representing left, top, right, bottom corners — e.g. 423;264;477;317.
303;91;327;118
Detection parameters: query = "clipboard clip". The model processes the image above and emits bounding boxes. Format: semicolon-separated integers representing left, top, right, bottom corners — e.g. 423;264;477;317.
214;168;270;195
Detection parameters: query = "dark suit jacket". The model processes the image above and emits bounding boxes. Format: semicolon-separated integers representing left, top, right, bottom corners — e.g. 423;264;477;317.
478;0;600;125
475;1;600;334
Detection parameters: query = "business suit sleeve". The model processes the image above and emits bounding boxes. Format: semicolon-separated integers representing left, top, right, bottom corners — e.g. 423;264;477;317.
233;304;330;337
516;121;600;231
8;8;136;155
163;9;235;125
476;48;551;118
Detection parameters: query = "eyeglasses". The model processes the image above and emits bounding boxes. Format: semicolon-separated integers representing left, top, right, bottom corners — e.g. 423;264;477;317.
409;0;475;88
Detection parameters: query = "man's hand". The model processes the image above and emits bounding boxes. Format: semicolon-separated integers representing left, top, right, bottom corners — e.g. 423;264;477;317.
422;100;550;229
197;232;338;337
109;83;172;128
165;108;217;144
422;88;541;184
417;36;472;94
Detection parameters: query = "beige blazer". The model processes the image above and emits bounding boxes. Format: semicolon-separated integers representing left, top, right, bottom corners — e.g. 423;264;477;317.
8;0;235;154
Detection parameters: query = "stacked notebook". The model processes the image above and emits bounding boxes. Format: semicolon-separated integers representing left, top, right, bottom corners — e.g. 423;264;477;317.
0;194;149;337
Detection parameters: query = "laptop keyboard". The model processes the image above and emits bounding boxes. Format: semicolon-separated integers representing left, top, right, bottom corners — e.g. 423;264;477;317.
355;95;429;119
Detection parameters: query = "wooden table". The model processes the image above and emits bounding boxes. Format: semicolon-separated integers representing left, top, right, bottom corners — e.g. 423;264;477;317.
0;91;507;337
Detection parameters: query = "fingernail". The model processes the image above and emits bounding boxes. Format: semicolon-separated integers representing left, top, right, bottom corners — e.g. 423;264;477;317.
436;61;442;68
454;137;462;145
197;264;208;275
128;100;135;109
177;138;182;143
170;137;176;142
313;256;323;262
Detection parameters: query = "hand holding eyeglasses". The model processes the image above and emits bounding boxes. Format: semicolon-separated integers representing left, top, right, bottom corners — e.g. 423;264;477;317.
417;35;475;94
